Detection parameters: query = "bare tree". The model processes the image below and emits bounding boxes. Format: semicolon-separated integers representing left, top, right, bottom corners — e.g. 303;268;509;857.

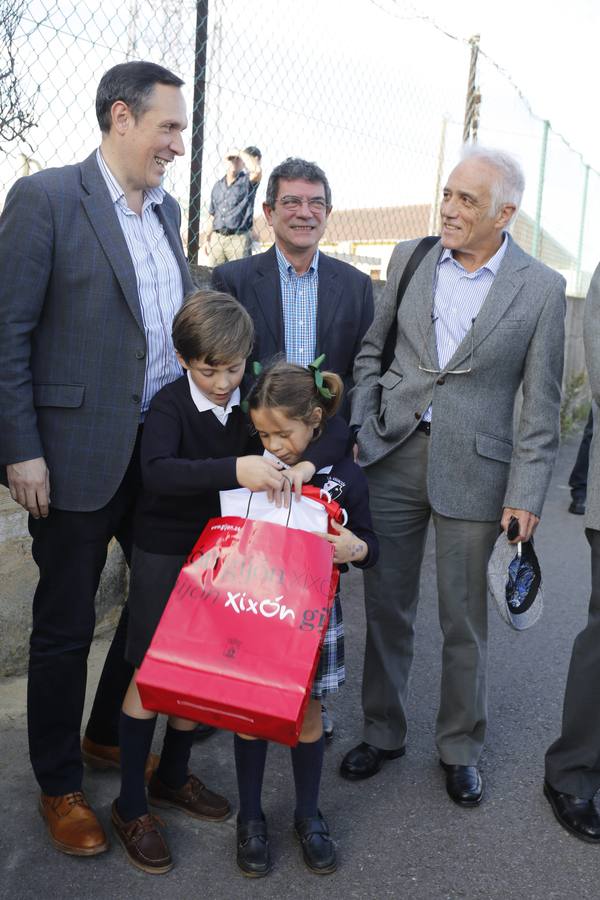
1;0;35;143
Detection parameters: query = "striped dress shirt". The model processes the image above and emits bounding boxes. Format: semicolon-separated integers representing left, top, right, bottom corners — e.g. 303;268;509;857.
425;234;508;423
276;244;319;367
96;149;183;413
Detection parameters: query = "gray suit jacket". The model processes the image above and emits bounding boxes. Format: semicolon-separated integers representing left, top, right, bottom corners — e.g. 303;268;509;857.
583;264;600;530
351;235;566;521
0;152;194;512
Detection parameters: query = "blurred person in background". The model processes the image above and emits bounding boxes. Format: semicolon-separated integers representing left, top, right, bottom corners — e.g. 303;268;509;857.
203;145;262;265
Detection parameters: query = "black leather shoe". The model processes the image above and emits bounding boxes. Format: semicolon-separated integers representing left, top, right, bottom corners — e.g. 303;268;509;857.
236;815;272;877
544;780;600;842
193;722;217;741
568;498;586;515
294;811;337;874
321;705;334;742
340;742;405;780
439;761;483;806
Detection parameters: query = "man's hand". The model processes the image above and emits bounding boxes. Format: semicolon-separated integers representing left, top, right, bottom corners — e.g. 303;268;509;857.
316;518;367;565
7;457;50;518
236;456;290;507
501;507;539;543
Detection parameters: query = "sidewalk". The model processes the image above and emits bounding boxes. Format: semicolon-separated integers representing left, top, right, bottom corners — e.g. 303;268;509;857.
1;431;598;899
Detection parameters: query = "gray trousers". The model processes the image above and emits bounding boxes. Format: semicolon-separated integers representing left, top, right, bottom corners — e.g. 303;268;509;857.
362;431;498;764
545;528;600;798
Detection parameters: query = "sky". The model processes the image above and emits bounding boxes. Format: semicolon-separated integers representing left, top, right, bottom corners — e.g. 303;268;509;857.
407;0;600;170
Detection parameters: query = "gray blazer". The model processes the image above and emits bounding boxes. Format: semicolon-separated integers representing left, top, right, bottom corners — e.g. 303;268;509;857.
0;152;194;512
583;264;600;530
351;235;566;521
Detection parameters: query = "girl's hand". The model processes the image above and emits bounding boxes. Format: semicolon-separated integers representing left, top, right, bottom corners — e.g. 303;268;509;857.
284;461;316;502
236;456;291;507
316;518;367;564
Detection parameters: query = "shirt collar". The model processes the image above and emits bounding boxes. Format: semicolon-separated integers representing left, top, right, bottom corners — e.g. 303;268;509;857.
439;231;508;276
96;148;165;211
275;244;319;280
186;370;240;417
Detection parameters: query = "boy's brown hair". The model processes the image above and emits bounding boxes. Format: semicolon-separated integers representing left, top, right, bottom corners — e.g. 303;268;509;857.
172;290;254;364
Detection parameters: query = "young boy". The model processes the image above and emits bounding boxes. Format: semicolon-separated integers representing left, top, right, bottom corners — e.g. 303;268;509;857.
112;291;346;875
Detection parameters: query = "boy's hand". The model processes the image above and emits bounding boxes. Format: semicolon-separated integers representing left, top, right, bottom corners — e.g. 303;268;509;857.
316;518;367;564
236;456;290;508
285;461;316;502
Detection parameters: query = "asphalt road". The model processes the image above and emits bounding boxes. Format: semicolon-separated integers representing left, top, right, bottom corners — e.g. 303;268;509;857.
1;429;598;899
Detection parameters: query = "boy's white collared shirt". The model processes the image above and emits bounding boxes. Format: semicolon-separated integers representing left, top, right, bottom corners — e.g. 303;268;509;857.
186;370;240;425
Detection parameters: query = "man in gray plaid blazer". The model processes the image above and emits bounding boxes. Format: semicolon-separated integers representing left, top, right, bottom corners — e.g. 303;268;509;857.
341;146;566;806
0;62;195;854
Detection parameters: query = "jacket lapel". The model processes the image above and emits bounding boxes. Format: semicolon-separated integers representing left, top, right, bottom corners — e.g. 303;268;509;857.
252;245;284;348
402;241;443;369
79;153;144;331
445;235;528;371
316;253;344;350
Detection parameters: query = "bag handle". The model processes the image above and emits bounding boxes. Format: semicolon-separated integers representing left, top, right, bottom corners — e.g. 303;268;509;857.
244;484;348;530
380;235;438;375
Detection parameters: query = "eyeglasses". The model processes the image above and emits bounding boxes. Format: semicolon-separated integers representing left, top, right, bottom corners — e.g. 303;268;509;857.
277;196;328;213
418;316;475;375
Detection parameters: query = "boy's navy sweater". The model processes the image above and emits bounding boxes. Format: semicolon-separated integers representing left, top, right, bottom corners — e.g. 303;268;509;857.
134;375;351;556
134;376;259;554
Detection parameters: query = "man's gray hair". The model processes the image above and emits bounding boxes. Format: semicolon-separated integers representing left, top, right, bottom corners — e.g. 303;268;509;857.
265;157;332;209
460;144;525;221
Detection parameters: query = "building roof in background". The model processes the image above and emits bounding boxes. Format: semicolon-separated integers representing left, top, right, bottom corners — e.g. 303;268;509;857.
255;204;576;271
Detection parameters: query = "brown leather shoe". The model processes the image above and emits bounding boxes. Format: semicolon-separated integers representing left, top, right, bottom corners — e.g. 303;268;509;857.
111;800;173;874
39;791;109;856
81;735;159;784
148;772;231;821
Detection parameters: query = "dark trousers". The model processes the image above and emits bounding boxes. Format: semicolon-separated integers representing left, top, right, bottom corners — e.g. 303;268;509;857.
568;409;593;501
545;528;600;798
27;432;141;796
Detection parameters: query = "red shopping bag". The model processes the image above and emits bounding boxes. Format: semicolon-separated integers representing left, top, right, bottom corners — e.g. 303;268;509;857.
137;490;344;745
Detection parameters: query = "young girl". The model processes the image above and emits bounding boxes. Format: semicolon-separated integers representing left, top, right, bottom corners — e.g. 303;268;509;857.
234;360;379;878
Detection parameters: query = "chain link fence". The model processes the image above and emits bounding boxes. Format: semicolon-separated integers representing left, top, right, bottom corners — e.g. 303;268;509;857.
2;0;598;292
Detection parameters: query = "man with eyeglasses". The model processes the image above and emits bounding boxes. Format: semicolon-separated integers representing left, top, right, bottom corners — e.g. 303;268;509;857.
341;146;565;808
212;157;374;746
212;156;374;420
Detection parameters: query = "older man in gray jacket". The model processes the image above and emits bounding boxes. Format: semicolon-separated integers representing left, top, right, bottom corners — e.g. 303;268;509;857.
341;146;566;806
544;265;600;842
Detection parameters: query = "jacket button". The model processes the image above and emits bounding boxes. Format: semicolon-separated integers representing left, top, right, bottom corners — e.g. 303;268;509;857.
135;349;145;359
132;393;140;403
437;377;445;385
414;412;421;420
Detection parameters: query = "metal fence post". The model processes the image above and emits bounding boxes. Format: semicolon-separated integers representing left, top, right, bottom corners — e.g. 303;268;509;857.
531;119;549;260
576;163;590;295
462;35;480;144
187;0;209;265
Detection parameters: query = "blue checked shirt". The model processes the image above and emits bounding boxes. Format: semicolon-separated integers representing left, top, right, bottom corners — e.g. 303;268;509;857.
276;245;319;367
96;150;183;414
424;234;508;422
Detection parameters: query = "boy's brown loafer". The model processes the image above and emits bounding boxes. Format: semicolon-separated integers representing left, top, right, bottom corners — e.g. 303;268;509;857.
148;772;231;821
111;800;172;874
39;791;109;856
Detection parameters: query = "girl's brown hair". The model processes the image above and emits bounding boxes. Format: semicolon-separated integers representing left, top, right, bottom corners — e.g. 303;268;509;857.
248;359;343;438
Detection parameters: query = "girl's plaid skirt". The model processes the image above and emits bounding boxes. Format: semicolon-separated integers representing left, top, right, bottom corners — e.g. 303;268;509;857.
311;592;344;698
